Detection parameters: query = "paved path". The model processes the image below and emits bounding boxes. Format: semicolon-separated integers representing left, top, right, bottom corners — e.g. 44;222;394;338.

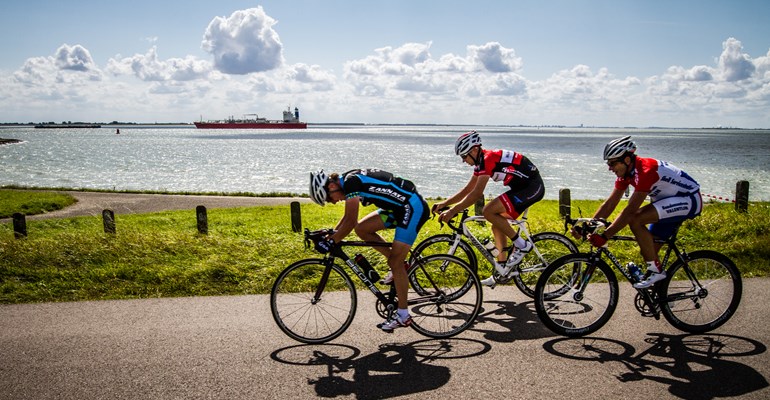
2;280;769;399
3;190;310;222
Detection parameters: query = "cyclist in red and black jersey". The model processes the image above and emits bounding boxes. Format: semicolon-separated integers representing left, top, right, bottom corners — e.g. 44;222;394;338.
583;136;702;288
435;131;545;287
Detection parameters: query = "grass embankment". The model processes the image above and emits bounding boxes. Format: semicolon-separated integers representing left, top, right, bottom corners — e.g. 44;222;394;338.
0;190;77;218
1;190;768;304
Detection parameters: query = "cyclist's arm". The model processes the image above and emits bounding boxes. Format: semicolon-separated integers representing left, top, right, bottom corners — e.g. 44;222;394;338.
593;187;624;220
448;174;488;215
442;174;478;206
330;197;360;243
604;189;648;237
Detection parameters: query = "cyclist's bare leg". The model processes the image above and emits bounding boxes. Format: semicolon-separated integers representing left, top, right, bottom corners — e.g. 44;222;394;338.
482;198;518;240
628;204;661;264
389;241;411;309
491;225;509;263
355;211;391;259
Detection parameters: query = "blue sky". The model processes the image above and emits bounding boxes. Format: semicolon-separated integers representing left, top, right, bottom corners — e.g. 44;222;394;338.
1;0;769;127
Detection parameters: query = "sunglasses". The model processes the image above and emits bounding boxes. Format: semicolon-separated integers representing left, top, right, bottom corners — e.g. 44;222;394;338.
606;158;623;167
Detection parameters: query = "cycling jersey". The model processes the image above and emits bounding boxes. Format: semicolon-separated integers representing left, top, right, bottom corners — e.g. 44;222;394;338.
615;157;700;201
340;168;429;245
616;156;702;239
474;149;541;189
474;149;544;218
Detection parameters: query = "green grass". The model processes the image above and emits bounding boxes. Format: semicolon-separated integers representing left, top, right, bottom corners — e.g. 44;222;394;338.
0;190;76;218
1;190;768;304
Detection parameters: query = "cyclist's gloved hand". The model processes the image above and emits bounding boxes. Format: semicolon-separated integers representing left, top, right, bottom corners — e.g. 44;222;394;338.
315;237;335;254
588;233;608;247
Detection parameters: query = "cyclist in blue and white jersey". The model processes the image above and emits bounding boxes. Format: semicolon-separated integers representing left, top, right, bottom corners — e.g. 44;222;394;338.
309;168;430;332
584;136;702;288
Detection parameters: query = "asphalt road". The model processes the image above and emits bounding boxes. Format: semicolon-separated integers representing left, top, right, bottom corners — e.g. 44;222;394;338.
2;279;769;399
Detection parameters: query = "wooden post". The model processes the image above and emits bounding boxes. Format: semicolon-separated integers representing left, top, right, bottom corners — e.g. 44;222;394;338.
474;197;485;216
196;205;208;234
559;188;571;219
12;213;27;239
290;201;302;233
102;209;116;234
735;180;749;212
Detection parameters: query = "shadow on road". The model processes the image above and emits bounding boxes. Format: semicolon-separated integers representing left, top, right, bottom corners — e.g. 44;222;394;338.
542;332;769;400
271;338;491;398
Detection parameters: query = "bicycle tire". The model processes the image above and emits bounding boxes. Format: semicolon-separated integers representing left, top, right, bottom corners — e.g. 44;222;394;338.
270;258;357;344
513;232;578;298
409;234;478;297
407;254;482;339
410;234;478;270
659;250;742;333
534;253;619;337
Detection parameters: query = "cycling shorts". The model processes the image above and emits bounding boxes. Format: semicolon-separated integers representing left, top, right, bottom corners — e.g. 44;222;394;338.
648;191;703;239
378;194;430;246
499;175;545;219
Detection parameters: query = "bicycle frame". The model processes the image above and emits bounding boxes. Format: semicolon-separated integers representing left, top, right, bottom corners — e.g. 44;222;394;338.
315;239;452;315
447;208;532;266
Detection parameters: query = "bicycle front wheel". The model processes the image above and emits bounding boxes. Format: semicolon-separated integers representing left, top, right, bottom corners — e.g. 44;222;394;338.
270;259;357;344
660;250;742;333
513;232;578;298
534;254;618;337
407;254;482;339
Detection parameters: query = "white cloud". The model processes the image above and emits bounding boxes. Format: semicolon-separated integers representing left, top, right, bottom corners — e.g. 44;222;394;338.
107;46;211;81
201;7;284;75
55;44;97;72
718;37;756;82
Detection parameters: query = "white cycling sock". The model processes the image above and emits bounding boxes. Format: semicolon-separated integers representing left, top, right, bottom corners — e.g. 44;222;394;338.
512;236;527;249
646;260;662;274
397;309;410;320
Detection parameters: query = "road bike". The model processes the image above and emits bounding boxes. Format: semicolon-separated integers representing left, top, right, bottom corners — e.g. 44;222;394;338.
410;208;578;297
270;228;483;344
534;218;742;337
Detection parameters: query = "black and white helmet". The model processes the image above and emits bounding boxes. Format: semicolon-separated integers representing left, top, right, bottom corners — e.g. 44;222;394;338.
455;130;482;156
603;136;637;160
309;169;329;206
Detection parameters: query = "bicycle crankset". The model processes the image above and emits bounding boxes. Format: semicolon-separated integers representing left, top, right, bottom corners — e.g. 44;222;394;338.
634;291;661;319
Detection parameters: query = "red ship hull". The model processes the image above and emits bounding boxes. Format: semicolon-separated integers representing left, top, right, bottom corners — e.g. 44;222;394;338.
194;121;307;129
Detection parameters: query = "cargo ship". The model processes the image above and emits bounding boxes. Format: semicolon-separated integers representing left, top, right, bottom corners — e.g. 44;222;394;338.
194;107;307;129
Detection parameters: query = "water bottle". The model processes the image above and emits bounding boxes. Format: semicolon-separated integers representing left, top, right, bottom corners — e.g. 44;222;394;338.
483;239;500;257
627;262;643;283
354;253;380;282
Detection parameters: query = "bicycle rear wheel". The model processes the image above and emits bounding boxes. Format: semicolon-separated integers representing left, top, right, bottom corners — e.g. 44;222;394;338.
409;234;478;271
660;250;742;333
270;259;357;344
513;232;578;298
407;254;482;339
534;254;618;337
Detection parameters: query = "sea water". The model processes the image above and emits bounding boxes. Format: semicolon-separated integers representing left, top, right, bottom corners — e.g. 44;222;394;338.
1;125;768;201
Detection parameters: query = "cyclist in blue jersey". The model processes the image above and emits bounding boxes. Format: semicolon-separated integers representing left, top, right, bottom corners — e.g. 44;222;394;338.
309;168;430;332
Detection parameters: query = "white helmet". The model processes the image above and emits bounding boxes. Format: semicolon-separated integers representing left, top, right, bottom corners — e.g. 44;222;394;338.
603;136;637;160
455;130;482;156
309;169;329;206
